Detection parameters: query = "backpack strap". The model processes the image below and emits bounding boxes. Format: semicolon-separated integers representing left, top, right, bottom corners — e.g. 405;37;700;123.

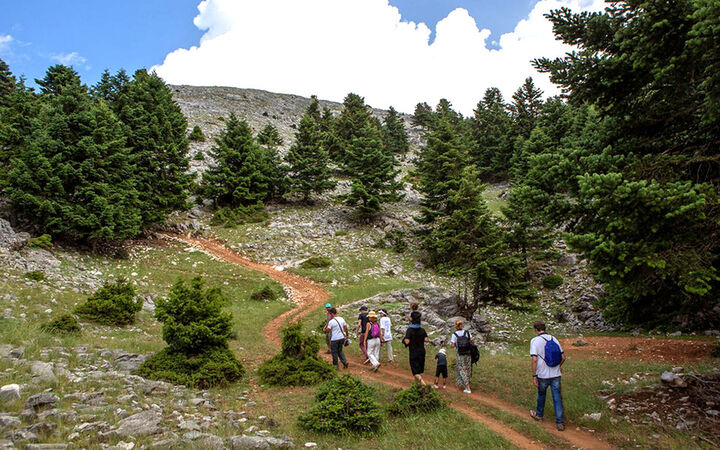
334;318;346;339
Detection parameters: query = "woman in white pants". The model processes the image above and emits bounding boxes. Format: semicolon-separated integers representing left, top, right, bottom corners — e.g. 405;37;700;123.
364;311;382;372
378;309;393;363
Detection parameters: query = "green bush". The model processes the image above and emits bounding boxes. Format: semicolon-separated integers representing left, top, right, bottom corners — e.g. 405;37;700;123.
189;125;206;142
334;230;348;237
300;256;332;269
24;271;46;282
542;274;564;289
136;277;244;388
40;314;81;335
210;203;269;228
27;234;53;249
135;347;243;388
193;152;205;161
387;383;446;417
74;279;142;326
258;324;335;386
386;229;407;253
298;375;384;433
250;285;282;302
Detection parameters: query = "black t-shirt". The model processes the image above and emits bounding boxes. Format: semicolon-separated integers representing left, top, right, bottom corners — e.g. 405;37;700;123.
403;327;428;356
358;312;369;332
435;353;447;366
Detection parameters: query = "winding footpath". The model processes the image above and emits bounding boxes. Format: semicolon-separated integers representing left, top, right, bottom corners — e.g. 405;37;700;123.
162;233;614;450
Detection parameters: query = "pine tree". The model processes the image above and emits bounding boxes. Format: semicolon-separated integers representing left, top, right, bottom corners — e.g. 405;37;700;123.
286;115;335;202
345;123;402;216
116;70;193;225
471;87;514;180
424;168;532;317
306;95;322;121
412;102;434;128
199;114;277;207
415;118;471;222
511;77;543;139
381;106;409;155
501;185;555;270
0;58;16;107
332;93;373;165
91;69;130;106
35;64;82;96
189;125;205;142
5;80;142;242
256;123;283;149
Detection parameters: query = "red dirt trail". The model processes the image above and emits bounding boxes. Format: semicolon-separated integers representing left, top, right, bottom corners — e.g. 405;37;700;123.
163;233;615;450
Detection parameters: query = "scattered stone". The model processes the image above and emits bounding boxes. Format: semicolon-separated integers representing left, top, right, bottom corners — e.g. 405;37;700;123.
226;435;294;449
114;352;148;373
582;413;602;422
573;338;589;347
660;372;676;384
24;445;68;450
669;331;682;337
672;367;684;373
114;410;162;438
30;361;58;384
25;393;59;411
0;384;20;403
0;414;21;428
706;410;719;417
304;444;317;448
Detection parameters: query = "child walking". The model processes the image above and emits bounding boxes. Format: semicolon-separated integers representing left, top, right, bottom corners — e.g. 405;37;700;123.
434;348;448;389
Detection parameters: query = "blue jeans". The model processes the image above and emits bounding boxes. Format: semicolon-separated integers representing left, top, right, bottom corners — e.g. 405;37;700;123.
536;376;564;425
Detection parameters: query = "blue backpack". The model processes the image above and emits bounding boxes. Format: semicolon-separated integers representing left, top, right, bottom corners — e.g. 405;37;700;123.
539;335;562;367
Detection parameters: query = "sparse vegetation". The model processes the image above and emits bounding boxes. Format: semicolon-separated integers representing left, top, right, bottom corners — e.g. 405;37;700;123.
542;274;563;290
27;234;53;249
301;256;332;269
74;279;142;326
250;285;282;302
210;203;269;228
24;270;46;282
298;375;384;433
257;323;335;386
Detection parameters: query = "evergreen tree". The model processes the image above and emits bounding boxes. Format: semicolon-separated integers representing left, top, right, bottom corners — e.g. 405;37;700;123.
91;69;130;105
305;95;322;121
471;87;514;180
501;185;555;270
285;115;335;202
0;58;16;107
199;114;277;207
189;125;206;142
5;80;142;242
35;64;82;96
345;123;402;216
412;102;433;128
332;93;373;165
424;168;531;317
381;106;410;155
415;118;471;222
256;123;284;149
511;77;543;139
116;70;193;225
435;98;461;126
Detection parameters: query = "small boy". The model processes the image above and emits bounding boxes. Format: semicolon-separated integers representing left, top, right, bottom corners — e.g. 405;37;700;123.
434;348;448;389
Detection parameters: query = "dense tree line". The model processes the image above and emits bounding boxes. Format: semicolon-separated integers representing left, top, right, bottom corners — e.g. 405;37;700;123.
415;0;720;327
0;62;192;245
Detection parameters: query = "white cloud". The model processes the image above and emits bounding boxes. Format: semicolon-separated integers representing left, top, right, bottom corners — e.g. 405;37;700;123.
0;34;13;53
50;51;87;66
153;0;605;115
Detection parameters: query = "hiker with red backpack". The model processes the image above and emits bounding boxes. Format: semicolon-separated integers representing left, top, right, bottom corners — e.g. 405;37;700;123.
529;321;566;431
363;311;382;372
450;320;474;394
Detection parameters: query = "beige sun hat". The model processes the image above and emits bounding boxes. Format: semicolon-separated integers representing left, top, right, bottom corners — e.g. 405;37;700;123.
368;311;378;319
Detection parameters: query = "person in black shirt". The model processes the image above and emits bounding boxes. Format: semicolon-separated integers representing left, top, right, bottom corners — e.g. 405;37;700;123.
403;315;429;385
434;348;448;389
357;305;370;363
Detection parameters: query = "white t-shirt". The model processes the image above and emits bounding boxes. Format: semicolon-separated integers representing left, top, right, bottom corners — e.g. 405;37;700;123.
450;329;471;345
328;316;348;341
379;316;392;341
530;334;564;379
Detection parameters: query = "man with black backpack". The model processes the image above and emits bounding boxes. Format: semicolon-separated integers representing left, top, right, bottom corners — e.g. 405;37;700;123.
529;321;566;431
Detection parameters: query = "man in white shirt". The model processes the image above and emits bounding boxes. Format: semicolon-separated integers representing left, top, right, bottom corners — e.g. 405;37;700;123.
529;321;566;430
378;309;393;363
323;308;349;370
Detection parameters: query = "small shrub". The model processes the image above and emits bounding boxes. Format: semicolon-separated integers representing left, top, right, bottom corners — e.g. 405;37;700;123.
135;347;243;388
387;383;446;417
262;111;269;117
74;279;142;326
250;285;281;302
40;314;81;335
334;230;348;237
372;239;387;249
386;229;407;253
298;375;384;433
258;324;335;386
189;125;206;142
300;256;332;269
542;274;564;289
193;152;205;161
27;234;53;249
24;271;46;282
136;277;244;388
712;341;720;358
210;203;269;228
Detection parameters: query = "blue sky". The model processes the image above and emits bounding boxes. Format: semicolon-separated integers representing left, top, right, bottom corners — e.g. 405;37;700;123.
0;0;538;87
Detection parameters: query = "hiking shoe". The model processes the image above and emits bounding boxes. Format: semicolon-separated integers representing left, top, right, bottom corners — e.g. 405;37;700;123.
342;362;349;369
433;384;439;389
529;411;542;421
463;389;472;394
557;424;565;431
371;364;380;372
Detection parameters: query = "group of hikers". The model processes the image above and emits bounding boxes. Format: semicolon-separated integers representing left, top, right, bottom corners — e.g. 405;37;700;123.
323;303;568;431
